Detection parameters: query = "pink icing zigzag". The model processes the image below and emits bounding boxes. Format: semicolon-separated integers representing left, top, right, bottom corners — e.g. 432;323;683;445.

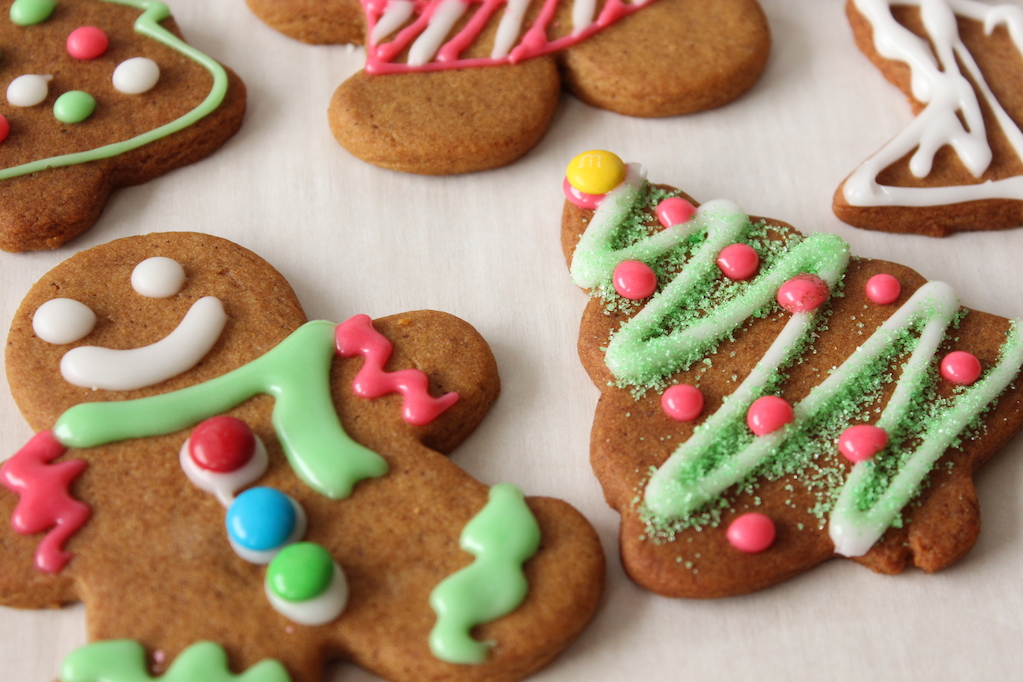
335;314;460;426
0;430;91;573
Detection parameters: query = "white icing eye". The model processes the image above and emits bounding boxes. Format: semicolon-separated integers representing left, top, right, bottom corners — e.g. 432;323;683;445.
112;57;160;95
32;298;97;345
7;74;53;107
131;256;186;298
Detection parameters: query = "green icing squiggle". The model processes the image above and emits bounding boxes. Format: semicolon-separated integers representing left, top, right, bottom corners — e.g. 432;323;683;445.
54;321;388;500
0;0;229;181
429;483;540;664
61;640;291;682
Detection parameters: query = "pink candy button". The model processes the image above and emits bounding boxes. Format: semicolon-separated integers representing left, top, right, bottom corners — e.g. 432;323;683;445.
837;424;888;463
661;384;704;422
777;274;830;313
865;273;901;305
562;176;603;210
746;395;794;436
716;243;760;281
940;350;982;385
67;26;109;60
656;197;696;228
0;114;9;144
726;512;776;553
613;260;657;300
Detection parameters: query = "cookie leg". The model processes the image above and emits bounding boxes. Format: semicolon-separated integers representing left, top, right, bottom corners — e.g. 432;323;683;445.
558;0;771;117
328;58;561;175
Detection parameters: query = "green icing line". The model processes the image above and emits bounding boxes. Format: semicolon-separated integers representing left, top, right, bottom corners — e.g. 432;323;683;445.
61;640;291;682
53;321;388;500
429;483;540;664
0;0;229;180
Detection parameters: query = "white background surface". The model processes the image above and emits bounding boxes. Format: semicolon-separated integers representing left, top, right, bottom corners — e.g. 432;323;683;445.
3;0;1023;679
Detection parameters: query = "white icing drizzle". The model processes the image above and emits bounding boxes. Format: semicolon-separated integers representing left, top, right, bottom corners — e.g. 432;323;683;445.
571;0;597;35
371;0;416;44
178;434;269;507
408;0;469;66
131;256;186;298
32;298;97;345
264;563;349;626
59;296;228;391
844;0;1023;207
492;0;531;58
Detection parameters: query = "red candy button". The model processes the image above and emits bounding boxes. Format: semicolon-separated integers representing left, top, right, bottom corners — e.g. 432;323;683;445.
716;243;760;281
661;384;704;422
837;424;888;463
777;274;830;313
0;114;9;144
189;416;256;473
940;350;982;385
656;197;696;228
67;26;109;60
726;513;776;553
613;260;657;300
747;396;794;436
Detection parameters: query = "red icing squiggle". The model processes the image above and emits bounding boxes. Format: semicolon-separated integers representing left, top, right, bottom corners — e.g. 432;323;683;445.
362;0;654;74
0;430;90;573
335;314;460;426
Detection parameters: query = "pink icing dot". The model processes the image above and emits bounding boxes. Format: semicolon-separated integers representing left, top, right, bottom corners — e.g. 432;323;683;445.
661;384;704;422
562;177;603;209
865;273;901;305
613;260;657;300
746;395;793;436
716;243;760;281
837;424;888;463
940;350;982;385
0;114;9;144
189;416;256;473
656;197;696;228
66;26;109;60
726;512;776;553
777;274;830;313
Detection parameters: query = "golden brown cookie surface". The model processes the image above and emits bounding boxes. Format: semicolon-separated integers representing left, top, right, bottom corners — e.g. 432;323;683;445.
0;232;604;681
0;0;246;251
563;151;1023;598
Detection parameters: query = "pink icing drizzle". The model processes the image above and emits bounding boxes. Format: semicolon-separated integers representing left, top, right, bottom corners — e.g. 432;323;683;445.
362;0;653;74
0;430;90;573
335;314;460;426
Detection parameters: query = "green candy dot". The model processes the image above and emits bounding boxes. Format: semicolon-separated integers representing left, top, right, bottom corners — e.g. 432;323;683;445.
10;0;57;26
266;542;334;602
53;91;95;124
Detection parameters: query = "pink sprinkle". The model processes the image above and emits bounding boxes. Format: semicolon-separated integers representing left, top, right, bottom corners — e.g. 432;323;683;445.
726;512;776;553
716;243;760;281
655;197;696;228
746;395;793;436
865;273;901;305
777;274;830;313
613;260;657;300
837;424;888;463
661;384;704;422
66;26;109;60
940;350;982;385
562;177;603;209
0;114;8;144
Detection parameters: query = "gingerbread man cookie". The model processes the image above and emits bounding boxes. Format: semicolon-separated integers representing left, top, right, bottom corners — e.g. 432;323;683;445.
0;0;246;251
242;0;771;174
835;0;1023;236
563;150;1023;597
0;232;604;681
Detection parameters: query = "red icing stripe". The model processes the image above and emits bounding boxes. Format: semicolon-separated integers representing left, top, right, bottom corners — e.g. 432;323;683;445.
0;431;90;573
335;315;459;426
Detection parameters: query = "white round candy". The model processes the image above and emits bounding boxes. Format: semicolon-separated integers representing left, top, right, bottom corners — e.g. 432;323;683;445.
32;298;97;345
7;74;52;107
131;257;186;298
112;57;160;95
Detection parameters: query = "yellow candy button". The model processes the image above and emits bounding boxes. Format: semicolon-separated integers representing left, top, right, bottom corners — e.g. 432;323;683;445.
565;150;625;195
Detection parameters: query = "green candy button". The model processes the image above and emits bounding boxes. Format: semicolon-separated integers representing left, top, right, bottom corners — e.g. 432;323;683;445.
10;0;57;26
53;90;95;124
266;542;334;602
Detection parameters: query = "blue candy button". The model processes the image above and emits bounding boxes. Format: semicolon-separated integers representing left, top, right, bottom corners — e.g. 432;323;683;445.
226;487;297;552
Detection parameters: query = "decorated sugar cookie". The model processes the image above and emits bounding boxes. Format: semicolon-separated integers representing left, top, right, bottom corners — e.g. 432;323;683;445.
242;0;771;174
0;0;246;251
563;150;1023;597
0;232;604;681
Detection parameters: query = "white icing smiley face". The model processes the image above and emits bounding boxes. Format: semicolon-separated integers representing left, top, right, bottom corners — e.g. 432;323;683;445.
31;256;228;391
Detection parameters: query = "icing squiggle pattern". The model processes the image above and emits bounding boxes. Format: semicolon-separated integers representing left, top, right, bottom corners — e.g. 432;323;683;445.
0;430;90;573
362;0;655;74
0;0;230;181
335;314;460;426
843;0;1023;207
60;640;292;682
572;162;1023;556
